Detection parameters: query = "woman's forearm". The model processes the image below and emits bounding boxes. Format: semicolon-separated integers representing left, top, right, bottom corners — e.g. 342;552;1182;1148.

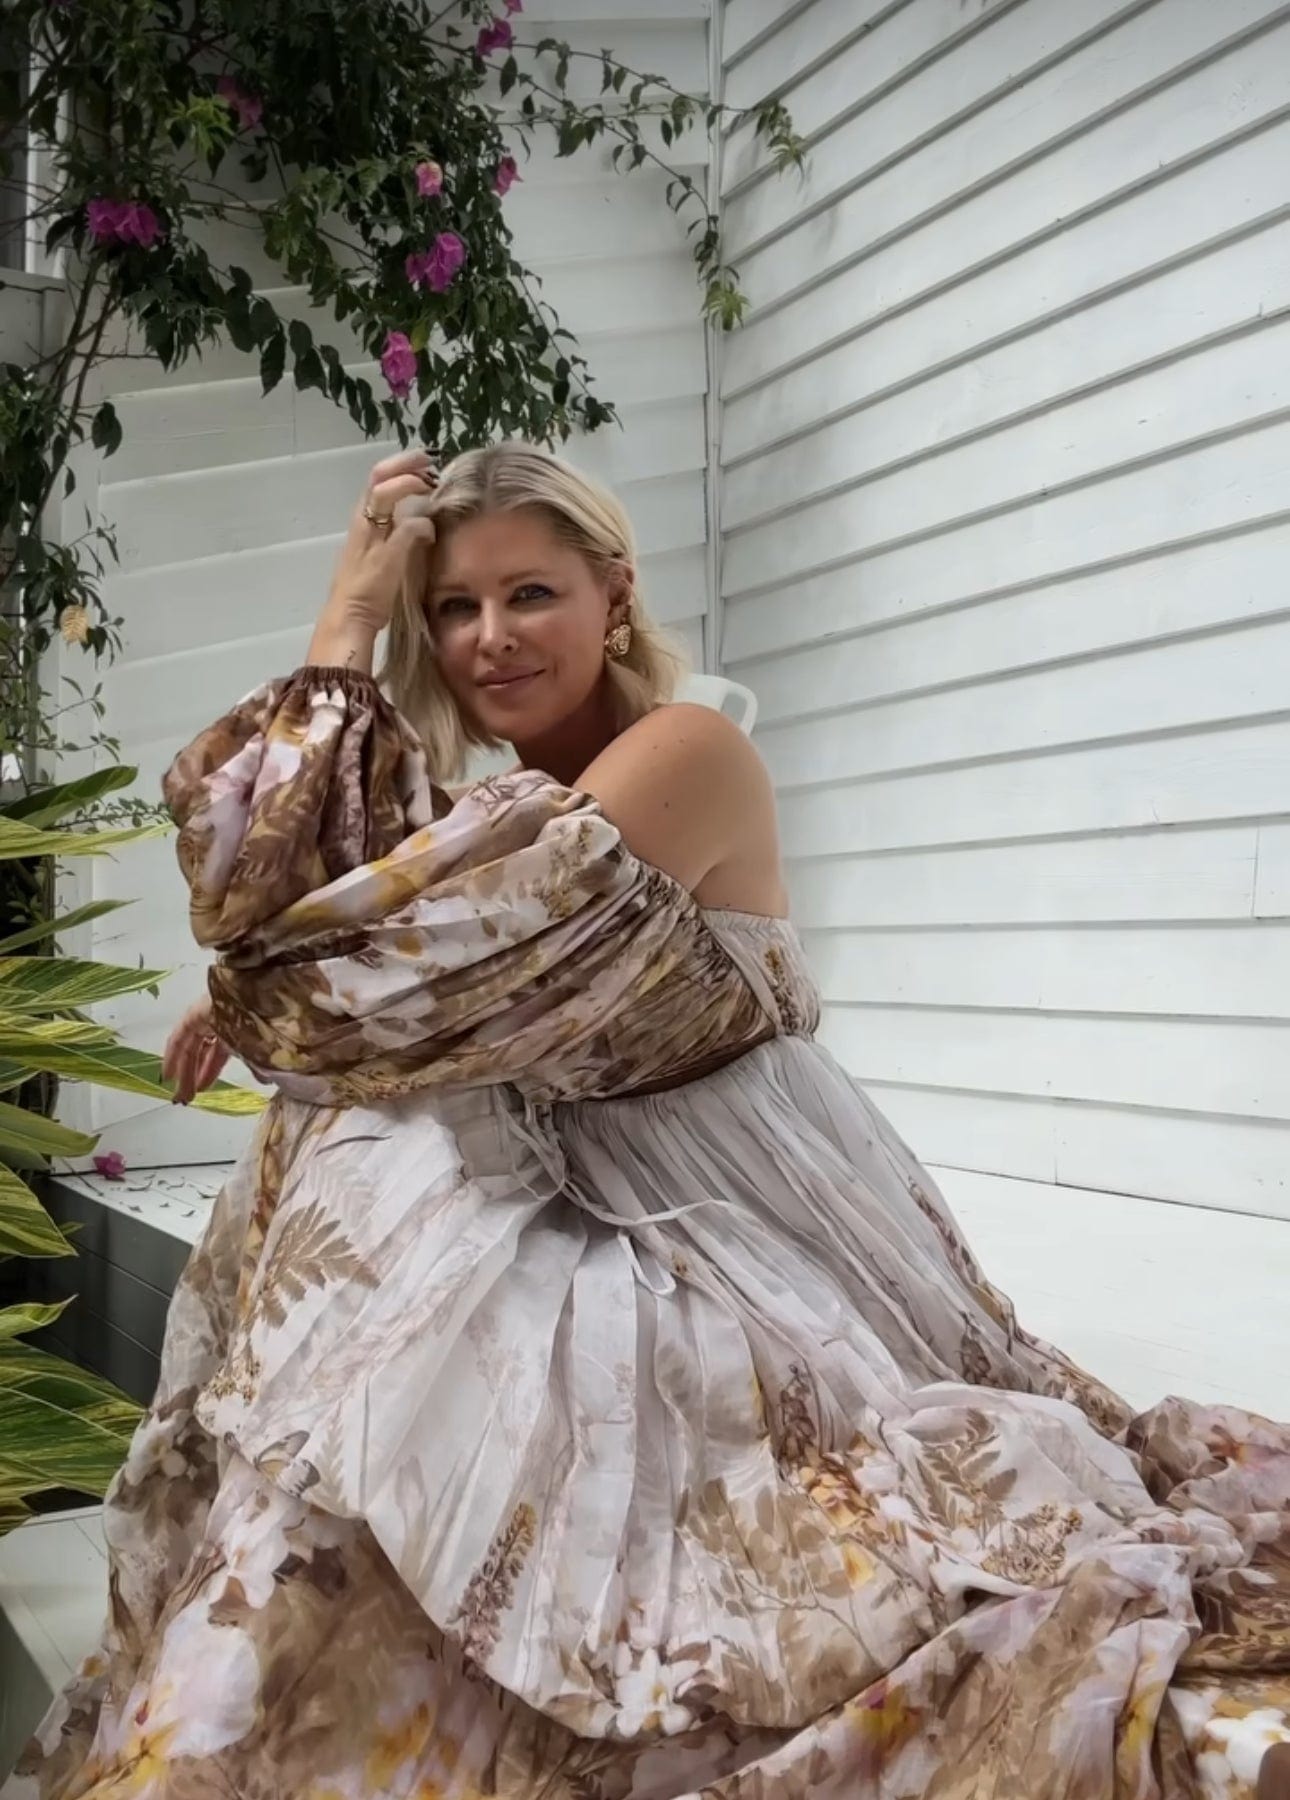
306;603;380;674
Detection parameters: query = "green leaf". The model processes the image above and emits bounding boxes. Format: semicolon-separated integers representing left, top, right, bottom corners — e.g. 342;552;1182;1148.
0;818;164;863
0;956;166;1012
90;402;122;457
260;331;286;394
0;1101;96;1161
3;766;137;827
0;1164;71;1260
0;898;132;956
0;1340;140;1508
0;1299;69;1341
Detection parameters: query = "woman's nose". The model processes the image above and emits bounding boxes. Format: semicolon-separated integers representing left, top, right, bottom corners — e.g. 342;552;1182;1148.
476;599;514;652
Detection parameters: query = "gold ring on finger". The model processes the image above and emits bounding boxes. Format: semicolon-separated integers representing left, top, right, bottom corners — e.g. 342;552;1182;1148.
363;502;395;532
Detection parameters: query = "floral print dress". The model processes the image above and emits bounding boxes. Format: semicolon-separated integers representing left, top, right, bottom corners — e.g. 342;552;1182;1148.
7;666;1290;1800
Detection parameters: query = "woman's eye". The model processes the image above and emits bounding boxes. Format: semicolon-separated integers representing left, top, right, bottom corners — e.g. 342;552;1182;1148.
513;584;553;603
436;596;476;620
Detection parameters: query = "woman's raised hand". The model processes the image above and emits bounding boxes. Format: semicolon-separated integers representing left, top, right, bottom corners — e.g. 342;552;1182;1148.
309;448;441;668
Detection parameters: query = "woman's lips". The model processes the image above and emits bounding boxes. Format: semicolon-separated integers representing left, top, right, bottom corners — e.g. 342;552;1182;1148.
477;669;541;692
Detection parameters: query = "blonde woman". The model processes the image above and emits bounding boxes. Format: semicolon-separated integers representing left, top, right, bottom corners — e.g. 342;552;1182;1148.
12;444;1290;1800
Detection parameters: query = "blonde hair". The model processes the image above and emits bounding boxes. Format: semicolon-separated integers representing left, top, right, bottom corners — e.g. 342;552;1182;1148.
382;441;685;780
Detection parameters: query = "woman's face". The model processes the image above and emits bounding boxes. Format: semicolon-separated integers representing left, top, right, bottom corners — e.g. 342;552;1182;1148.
425;507;625;743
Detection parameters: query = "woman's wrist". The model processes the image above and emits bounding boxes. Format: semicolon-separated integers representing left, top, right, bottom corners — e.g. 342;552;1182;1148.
306;601;382;673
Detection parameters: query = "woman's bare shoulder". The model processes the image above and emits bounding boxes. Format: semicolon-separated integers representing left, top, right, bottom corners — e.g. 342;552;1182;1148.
577;703;779;897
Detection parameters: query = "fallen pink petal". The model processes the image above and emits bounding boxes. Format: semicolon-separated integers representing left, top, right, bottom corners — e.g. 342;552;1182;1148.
415;160;444;198
93;1150;128;1181
494;155;521;197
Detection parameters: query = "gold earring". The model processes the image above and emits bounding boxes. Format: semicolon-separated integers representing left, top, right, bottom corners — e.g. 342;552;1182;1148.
605;620;632;660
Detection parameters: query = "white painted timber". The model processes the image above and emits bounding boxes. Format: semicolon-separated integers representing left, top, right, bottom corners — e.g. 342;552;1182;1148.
718;0;1290;1212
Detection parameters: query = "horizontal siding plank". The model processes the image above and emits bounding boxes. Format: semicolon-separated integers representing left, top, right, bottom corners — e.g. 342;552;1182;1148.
725;419;1290;651
807;922;1290;1017
1256;823;1290;917
737;521;1290;718
755;618;1290;789
788;825;1263;928
726;114;1289;407
722;0;1140;195
724;221;1290;523
724;318;1290;595
776;717;1290;858
822;1005;1290;1121
871;1085;1290;1217
107;331;707;484
729;6;1290;316
723;0;826;68
105;432;704;575
724;0;916;117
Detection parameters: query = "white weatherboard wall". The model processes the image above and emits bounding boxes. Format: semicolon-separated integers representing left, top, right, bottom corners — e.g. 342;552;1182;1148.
717;0;1290;1216
59;2;713;1166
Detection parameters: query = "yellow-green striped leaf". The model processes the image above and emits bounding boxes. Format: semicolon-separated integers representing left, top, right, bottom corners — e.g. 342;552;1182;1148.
0;1300;68;1340
0;1101;97;1160
0;956;166;1012
0;1341;140;1505
0;1163;71;1259
0;817;166;862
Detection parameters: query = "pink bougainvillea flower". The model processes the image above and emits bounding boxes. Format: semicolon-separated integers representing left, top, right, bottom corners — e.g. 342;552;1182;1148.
380;330;418;399
407;231;467;293
504;0;522;12
115;202;163;248
93;1150;128;1181
216;74;264;131
86;198;125;244
86;198;163;249
476;18;514;55
415;160;444;198
493;154;521;197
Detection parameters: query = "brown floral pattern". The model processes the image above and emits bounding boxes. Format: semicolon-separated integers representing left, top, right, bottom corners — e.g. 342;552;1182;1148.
7;665;1290;1800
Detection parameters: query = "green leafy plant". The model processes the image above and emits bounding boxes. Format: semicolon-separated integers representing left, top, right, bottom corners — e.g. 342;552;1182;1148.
0;766;260;1536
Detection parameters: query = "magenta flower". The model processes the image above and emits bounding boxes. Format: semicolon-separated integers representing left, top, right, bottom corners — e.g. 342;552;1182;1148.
86;198;163;249
116;202;163;248
504;0;522;11
415;159;444;198
216;74;264;131
494;155;521;198
93;1150;127;1181
476;17;514;55
380;330;418;400
86;198;124;244
406;230;467;293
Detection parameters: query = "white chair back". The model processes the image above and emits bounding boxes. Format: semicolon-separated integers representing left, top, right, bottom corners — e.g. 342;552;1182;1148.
678;672;758;735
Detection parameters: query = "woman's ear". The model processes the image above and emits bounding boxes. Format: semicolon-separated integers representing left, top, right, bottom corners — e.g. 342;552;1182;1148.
605;559;636;623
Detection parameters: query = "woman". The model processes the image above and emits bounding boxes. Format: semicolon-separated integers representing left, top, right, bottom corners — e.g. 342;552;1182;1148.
9;443;1290;1800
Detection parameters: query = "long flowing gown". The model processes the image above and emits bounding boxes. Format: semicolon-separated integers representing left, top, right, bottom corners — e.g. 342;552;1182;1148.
7;665;1290;1800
